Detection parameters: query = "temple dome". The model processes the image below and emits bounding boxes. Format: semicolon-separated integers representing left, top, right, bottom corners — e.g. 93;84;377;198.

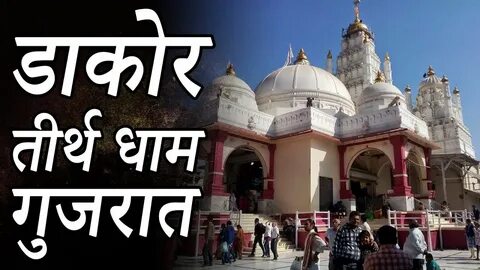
202;64;258;111
255;49;355;116
358;71;406;114
346;18;373;39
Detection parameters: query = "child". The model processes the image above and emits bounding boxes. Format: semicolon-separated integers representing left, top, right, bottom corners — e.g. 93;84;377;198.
358;230;379;270
425;253;441;270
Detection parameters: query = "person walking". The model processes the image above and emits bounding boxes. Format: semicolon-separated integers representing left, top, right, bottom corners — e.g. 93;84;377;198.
302;218;327;270
332;211;363;270
325;218;341;270
263;222;272;257
465;219;476;258
474;221;480;260
248;218;265;257
271;222;280;260
235;224;244;260
218;223;230;264
473;205;480;221
403;220;427;270
363;225;412;270
225;220;236;262
202;216;214;266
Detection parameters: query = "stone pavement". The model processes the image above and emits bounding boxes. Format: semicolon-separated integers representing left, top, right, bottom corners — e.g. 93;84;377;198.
173;250;480;270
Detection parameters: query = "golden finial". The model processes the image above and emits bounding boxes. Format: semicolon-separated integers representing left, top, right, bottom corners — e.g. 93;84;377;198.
327;50;332;59
404;85;411;93
441;75;449;83
226;63;236;76
374;70;385;83
384;52;390;61
295;48;310;65
426;65;435;77
453;86;460;95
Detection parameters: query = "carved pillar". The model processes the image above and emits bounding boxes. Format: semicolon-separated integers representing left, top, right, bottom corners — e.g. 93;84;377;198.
262;144;276;200
259;144;275;213
338;145;353;199
388;135;413;211
423;146;434;199
204;130;228;197
390;135;412;196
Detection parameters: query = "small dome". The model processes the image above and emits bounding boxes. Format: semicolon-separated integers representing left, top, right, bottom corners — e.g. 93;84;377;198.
255;49;355;116
358;72;406;113
202;64;258;111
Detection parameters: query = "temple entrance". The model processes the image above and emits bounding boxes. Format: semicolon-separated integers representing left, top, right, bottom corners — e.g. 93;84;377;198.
224;147;265;213
349;149;393;213
407;151;427;198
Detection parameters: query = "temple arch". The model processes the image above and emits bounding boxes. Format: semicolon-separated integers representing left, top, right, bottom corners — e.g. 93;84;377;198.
346;148;394;212
223;145;268;212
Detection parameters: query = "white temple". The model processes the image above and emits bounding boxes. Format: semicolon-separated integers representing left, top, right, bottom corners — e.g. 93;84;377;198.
194;1;478;214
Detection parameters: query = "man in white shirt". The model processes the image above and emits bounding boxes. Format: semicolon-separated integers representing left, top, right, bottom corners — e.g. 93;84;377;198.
263;222;272;257
271;222;280;260
403;220;427;270
360;214;374;240
325;218;340;270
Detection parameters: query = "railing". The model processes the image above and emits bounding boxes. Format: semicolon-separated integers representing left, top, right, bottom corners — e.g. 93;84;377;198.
388;209;470;252
388;210;437;251
192;210;242;257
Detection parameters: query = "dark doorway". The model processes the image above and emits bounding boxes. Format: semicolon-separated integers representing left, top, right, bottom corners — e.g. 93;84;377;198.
319;177;333;211
224;148;264;213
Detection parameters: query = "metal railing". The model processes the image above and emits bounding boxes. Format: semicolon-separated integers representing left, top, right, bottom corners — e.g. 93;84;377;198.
388;209;470;252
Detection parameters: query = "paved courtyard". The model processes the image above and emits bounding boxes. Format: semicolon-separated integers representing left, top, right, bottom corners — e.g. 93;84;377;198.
174;250;480;270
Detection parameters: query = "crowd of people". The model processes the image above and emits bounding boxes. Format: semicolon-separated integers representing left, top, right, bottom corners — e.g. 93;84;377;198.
201;204;480;268
301;211;441;270
202;217;280;266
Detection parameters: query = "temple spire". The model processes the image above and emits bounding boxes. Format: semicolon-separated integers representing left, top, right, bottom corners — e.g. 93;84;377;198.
226;63;236;76
326;50;333;73
294;48;310;65
427;65;435;77
354;0;361;21
283;44;294;66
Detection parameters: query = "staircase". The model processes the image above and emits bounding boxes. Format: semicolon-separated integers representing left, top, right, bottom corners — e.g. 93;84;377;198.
240;213;296;256
368;218;389;230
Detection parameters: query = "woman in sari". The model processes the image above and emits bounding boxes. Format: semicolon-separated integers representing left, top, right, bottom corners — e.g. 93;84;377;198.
235;225;245;259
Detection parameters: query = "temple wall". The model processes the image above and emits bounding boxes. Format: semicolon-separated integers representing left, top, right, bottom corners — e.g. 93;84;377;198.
310;137;340;210
274;135;311;212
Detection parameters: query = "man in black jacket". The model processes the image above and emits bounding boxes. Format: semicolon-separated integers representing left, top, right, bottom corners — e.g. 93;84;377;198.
248;218;265;257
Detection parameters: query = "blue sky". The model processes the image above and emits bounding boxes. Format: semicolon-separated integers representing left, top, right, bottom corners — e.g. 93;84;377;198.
190;0;480;155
